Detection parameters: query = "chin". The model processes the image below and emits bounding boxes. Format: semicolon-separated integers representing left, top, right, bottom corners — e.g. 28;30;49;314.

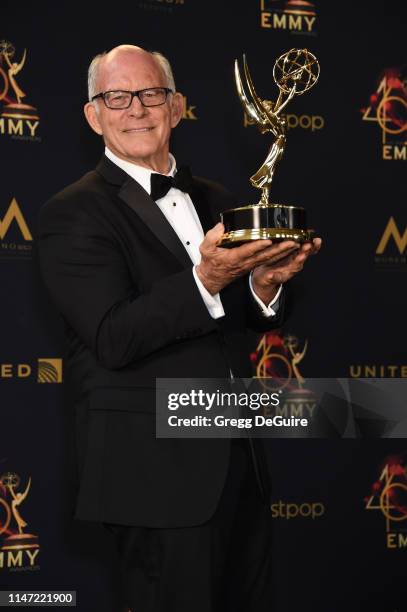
134;144;163;158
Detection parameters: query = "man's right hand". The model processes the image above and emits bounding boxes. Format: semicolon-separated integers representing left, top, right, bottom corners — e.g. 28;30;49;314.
195;222;300;295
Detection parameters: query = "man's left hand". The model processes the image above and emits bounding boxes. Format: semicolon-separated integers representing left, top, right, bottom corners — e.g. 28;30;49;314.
251;237;322;304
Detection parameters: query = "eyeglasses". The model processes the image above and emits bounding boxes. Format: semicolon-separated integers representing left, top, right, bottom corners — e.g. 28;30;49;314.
91;87;173;109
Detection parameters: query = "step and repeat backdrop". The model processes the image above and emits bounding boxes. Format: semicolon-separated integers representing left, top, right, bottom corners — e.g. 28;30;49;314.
1;1;406;610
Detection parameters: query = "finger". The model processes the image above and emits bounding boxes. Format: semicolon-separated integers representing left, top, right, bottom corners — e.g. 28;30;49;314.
256;246;301;268
225;238;273;259
211;222;225;241
264;270;289;285
245;251;294;274
259;238;316;268
247;241;300;267
246;239;298;261
263;258;303;278
265;242;318;278
235;238;305;260
296;239;321;259
300;242;313;253
311;237;322;254
291;250;311;265
201;223;225;250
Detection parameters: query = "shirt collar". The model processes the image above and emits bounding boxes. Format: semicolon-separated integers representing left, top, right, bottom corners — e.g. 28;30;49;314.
104;147;176;195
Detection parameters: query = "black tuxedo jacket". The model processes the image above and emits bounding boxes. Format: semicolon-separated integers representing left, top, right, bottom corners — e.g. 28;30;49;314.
38;155;284;527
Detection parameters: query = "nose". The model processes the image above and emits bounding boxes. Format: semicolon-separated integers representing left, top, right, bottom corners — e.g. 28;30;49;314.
127;94;147;117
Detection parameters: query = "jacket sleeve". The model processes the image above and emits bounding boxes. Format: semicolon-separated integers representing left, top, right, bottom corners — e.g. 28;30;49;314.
245;281;285;333
38;197;217;370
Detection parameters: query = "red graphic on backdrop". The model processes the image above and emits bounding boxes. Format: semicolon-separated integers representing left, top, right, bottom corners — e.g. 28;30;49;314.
361;66;407;160
365;454;407;549
250;331;308;391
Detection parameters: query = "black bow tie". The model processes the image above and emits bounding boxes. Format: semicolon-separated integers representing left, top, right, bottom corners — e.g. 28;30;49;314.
150;165;193;201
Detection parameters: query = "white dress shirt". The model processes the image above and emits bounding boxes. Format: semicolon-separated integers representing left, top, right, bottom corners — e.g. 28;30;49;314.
105;147;282;319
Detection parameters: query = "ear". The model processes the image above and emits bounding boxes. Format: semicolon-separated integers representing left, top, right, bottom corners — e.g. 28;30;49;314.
170;92;184;128
84;102;103;135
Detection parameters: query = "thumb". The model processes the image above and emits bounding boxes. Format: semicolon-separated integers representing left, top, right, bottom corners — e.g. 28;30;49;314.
204;222;225;247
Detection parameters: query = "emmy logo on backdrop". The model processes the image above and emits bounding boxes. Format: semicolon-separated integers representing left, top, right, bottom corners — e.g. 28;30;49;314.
252;332;317;420
0;472;39;553
0;40;39;122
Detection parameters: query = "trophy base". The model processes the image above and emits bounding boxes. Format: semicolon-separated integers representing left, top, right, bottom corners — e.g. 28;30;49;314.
219;204;314;247
220;227;314;247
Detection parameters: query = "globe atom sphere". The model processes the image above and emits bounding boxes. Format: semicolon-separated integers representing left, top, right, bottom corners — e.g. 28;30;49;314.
273;48;320;95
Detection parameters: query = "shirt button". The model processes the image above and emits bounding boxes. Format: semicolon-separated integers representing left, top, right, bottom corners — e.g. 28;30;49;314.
186;241;190;245
173;202;177;207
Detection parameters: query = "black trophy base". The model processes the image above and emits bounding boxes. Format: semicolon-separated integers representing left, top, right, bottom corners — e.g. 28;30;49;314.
220;203;314;247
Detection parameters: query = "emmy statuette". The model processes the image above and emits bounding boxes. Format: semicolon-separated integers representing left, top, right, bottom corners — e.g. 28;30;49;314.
220;48;320;247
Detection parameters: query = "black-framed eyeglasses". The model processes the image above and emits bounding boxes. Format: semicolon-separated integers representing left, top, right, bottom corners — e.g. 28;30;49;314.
91;87;173;109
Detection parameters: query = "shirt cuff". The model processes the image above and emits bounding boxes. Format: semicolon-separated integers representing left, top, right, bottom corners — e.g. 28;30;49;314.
192;266;225;319
249;272;282;317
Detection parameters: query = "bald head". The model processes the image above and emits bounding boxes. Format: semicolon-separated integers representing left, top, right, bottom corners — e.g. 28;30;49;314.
87;45;176;101
83;43;183;172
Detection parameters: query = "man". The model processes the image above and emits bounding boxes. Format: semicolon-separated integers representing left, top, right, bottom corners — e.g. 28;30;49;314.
38;45;321;612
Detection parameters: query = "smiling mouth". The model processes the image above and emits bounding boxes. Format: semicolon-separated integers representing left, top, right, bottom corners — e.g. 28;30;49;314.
123;127;154;133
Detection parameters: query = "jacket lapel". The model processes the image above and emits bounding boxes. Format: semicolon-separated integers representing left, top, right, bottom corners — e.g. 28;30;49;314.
96;155;191;268
96;156;219;267
189;179;218;234
119;178;192;268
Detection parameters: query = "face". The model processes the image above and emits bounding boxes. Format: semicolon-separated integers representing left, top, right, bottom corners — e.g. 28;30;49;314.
84;48;183;172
